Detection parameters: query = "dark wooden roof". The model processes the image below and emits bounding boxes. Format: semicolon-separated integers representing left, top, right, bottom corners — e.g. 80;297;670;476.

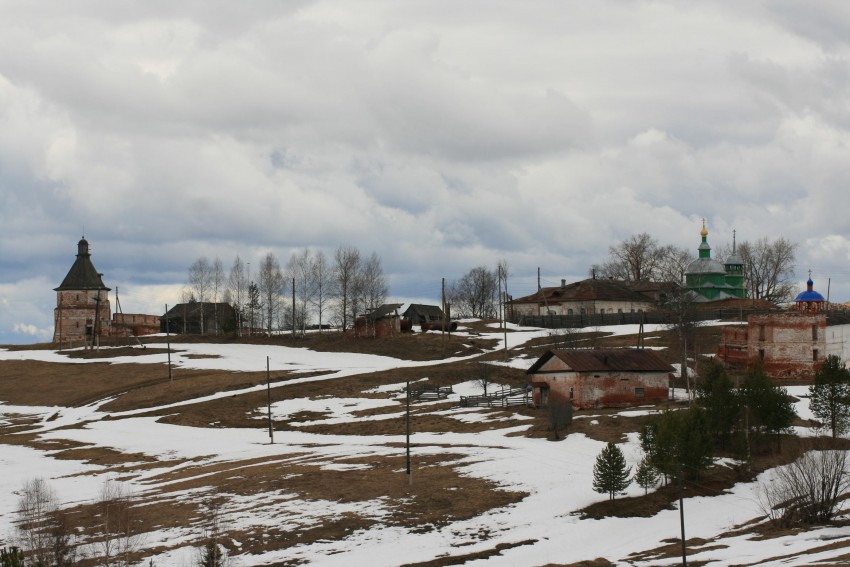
402;304;444;319
162;302;235;319
364;303;403;322
510;278;653;305
54;238;110;291
527;349;674;374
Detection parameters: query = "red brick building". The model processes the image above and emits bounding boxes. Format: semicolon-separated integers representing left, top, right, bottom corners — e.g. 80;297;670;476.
717;313;827;381
527;349;674;409
715;277;841;382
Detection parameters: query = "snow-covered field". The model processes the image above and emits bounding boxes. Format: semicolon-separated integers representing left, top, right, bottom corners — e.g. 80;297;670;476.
1;322;847;566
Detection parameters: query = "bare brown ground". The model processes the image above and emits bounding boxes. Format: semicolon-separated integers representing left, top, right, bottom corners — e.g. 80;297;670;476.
5;323;842;565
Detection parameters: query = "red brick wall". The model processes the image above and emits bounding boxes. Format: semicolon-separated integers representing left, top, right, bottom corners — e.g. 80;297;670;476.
53;290;112;345
112;313;161;337
747;313;826;382
531;370;669;409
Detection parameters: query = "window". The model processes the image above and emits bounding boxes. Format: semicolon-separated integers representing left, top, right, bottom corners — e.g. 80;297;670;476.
635;387;645;399
567;309;573;315
758;325;766;341
759;349;765;361
580;308;586;315
569;387;574;400
812;325;818;341
813;349;819;362
618;309;623;314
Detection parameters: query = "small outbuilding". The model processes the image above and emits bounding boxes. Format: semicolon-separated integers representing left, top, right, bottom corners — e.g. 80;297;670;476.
352;303;403;338
161;302;236;335
527;349;674;409
402;304;445;327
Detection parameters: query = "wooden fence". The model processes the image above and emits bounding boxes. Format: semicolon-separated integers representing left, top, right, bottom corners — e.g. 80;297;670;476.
520;308;850;330
459;387;532;408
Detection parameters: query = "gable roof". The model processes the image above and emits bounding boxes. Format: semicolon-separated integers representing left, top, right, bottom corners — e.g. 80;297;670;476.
162;302;235;319
363;303;404;321
510;278;653;305
527;349;674;374
402;304;444;319
54;238;110;291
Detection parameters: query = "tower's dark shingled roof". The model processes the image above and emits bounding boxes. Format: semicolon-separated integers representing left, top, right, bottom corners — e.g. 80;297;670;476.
54;238;110;291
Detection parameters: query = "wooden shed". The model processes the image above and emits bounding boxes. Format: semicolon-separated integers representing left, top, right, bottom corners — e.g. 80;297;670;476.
352;303;403;338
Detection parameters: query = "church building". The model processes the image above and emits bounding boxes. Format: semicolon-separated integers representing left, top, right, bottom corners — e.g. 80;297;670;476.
53;238;112;346
685;221;747;301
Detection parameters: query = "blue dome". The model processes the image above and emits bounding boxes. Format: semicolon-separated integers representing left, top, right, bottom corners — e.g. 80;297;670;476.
795;289;825;302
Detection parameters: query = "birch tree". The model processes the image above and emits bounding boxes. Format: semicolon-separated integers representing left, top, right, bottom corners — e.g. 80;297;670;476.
333;246;361;330
311;250;330;332
211;257;224;335
360;251;388;314
288;248;313;334
188;257;212;334
257;252;284;334
227;256;248;337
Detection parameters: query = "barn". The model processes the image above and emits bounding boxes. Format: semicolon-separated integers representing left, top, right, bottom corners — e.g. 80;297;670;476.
527;349;674;409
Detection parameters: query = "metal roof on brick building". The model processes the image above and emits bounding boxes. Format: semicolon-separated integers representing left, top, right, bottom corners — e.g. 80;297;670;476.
510;278;654;305
527;349;675;374
54;238;110;291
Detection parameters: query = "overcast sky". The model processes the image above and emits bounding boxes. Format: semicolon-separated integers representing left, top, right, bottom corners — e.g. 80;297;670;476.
2;1;850;344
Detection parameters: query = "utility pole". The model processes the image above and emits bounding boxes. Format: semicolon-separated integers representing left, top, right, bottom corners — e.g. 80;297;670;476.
291;277;296;340
57;293;63;351
406;378;412;486
678;461;687;566
267;356;274;444
92;291;101;351
441;278;446;347
498;264;503;330
165;304;173;382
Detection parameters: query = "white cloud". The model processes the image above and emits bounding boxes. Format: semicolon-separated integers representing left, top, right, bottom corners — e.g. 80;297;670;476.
2;1;850;342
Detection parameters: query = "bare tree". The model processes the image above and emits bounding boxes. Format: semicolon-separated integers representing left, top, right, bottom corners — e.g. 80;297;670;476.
757;444;850;526
592;233;692;284
14;478;78;567
333;246;361;330
16;477;57;566
360;252;388;314
497;259;510;326
188;257;212;335
257;252;285;334
227;256;248;337
595;233;665;282
311;250;330;332
656;244;693;284
96;480;139;567
738;237;797;303
211;257;224;335
195;503;230;567
288;248;313;334
449;266;497;319
665;287;703;401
